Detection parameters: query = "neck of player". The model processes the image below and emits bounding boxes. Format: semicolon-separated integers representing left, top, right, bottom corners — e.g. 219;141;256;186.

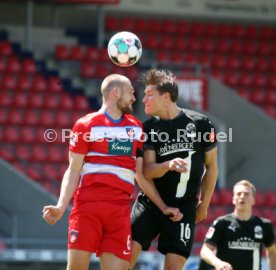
233;208;252;221
101;104;122;120
159;105;182;120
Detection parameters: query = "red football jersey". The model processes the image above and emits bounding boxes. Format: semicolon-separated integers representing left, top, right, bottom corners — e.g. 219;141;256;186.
69;111;143;202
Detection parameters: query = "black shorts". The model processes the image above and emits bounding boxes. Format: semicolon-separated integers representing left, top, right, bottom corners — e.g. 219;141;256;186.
131;193;197;259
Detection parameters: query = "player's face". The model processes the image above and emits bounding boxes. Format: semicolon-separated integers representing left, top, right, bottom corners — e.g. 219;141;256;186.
233;184;255;211
143;85;165;116
117;83;136;114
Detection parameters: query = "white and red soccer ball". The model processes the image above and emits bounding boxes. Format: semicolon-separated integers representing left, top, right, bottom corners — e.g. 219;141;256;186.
107;31;142;67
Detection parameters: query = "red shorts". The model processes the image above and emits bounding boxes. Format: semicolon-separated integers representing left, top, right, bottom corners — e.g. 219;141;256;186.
68;200;132;261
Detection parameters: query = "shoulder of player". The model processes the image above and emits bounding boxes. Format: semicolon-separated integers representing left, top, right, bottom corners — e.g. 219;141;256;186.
213;213;234;225
124;114;142;127
74;111;102;126
184;108;210;122
253;215;273;225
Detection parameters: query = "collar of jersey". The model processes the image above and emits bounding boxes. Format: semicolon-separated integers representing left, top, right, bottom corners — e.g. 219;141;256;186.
104;112;123;124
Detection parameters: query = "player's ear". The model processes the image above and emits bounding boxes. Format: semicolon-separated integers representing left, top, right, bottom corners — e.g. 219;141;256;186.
112;87;120;98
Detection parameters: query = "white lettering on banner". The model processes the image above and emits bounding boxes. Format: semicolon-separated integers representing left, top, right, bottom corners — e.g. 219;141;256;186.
104;0;276;21
176;79;204;111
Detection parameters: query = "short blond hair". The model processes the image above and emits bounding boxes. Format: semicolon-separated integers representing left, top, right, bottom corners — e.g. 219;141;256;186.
233;179;256;197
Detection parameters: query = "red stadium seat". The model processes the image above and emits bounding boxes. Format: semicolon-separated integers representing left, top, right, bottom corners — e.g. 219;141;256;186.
22;59;36;74
13;93;29;107
105;16;119;31
17;74;32;91
28;93;45;108
55;44;70;60
176;20;189;35
0;41;13;56
259;26;275;40
40;110;56;126
249;89;264;105
224;72;239;88
84;46;99;61
255;58;269;72
32;145;48;162
252;74;267;88
218;189;233;205
48;77;63;92
43;163;59;181
212;55;227;69
69;45;84;61
24;110;40;125
59;94;74;110
263;105;276;118
243;41;258;55
264;90;276;105
265;191;276;207
119;17;135;32
232;24;246;39
32;75;47;91
2;73;17;90
227;55;241;70
148;19;162;33
9;109;24;125
159;36;174;50
241;57;256;71
44;94;60;109
21;126;36;143
245;25;259;39
162;19;177;35
6;57;21;73
204;22;219;37
216;40;231;54
16;145;31;161
133;18;147;33
194;225;208;242
190;22;205;36
74;95;90;111
257;42;272;56
0;92;12;107
55;111;72;127
238;73;253;87
3;126;20;142
81;61;97;78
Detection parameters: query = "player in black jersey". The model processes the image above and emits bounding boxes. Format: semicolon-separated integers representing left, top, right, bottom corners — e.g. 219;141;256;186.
200;180;276;270
130;69;218;270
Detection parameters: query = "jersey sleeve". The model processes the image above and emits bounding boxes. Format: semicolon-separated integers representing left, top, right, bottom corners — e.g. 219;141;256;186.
198;117;217;152
204;218;224;247
262;219;275;247
69;120;90;154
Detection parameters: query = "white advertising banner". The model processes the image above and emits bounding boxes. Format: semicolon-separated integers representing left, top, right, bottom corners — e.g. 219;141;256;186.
105;0;276;22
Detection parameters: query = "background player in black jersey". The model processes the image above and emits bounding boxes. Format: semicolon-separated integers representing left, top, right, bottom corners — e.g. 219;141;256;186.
199;179;276;270
130;69;218;270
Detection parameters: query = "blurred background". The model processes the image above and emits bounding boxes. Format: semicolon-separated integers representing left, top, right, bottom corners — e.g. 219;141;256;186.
0;0;275;269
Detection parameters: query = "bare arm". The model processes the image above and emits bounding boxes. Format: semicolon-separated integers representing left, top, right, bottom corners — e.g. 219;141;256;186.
43;151;85;224
200;243;233;270
196;147;218;223
143;149;187;179
135;157;183;221
266;243;276;270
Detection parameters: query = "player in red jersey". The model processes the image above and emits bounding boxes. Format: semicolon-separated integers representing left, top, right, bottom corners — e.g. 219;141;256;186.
43;74;182;270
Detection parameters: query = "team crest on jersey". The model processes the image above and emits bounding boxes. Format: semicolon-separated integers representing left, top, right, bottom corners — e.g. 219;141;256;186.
126;128;135;138
70;230;79;243
254;226;263;239
186;123;196;138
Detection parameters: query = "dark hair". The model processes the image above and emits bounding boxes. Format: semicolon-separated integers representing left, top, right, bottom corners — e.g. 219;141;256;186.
142;69;178;102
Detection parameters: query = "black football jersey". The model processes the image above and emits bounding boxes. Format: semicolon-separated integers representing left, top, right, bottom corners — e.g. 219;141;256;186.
143;109;216;207
204;213;275;270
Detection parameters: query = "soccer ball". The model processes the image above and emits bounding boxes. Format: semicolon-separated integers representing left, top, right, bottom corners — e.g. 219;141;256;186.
107;31;142;67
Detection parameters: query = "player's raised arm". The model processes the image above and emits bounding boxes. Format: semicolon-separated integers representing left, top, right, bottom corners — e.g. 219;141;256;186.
266;243;276;270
